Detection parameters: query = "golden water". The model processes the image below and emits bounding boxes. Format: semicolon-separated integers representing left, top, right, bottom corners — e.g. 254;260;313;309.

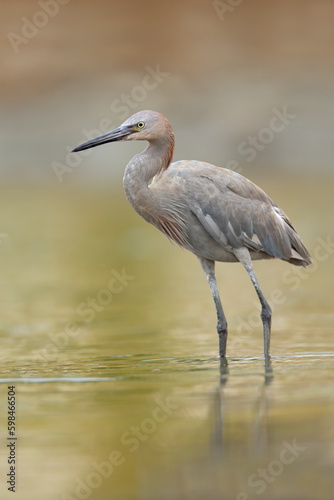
0;176;333;499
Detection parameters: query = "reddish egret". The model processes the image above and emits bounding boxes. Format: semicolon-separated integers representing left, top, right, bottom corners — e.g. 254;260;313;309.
72;110;312;360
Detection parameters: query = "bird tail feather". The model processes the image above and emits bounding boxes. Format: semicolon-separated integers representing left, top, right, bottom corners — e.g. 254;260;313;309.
284;224;312;267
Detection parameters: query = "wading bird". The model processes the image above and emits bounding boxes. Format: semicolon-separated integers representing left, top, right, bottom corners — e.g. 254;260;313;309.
72;110;312;360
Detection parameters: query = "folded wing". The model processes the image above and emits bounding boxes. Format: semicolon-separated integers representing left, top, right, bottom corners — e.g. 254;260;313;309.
187;168;312;267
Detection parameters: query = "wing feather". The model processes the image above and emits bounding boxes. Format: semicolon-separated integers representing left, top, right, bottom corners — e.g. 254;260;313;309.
186;169;312;266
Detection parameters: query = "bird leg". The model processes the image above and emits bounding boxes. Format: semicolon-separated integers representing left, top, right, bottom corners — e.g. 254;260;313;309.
234;248;272;361
198;257;228;357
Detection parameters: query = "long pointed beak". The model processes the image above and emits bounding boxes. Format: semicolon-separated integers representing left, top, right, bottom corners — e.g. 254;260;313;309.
72;125;133;152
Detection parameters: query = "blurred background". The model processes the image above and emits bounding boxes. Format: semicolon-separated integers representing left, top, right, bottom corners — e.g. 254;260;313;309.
1;0;334;185
1;1;334;499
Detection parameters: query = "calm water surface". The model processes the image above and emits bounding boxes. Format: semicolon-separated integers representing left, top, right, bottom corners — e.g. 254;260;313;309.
0;178;333;499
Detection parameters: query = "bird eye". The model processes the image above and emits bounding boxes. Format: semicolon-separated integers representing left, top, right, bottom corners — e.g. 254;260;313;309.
137;121;145;129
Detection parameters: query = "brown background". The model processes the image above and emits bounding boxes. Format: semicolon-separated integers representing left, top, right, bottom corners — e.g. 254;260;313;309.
1;0;333;185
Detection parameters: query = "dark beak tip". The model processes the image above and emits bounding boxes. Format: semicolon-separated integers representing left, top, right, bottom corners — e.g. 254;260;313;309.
70;125;132;154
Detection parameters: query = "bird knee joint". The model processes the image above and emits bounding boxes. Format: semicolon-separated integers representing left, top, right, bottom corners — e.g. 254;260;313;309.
217;320;227;334
261;306;272;320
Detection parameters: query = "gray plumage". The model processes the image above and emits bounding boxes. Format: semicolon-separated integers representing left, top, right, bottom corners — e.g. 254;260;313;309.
72;110;312;361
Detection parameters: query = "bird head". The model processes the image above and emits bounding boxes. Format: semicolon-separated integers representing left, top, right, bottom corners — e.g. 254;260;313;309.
72;110;173;152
